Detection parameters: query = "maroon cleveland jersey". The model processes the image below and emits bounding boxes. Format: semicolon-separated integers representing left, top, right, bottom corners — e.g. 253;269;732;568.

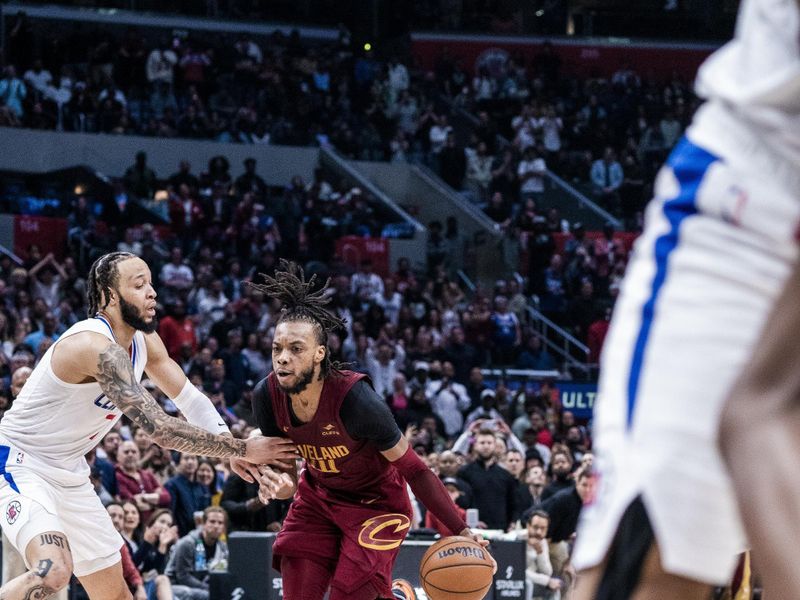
255;370;416;596
263;370;406;503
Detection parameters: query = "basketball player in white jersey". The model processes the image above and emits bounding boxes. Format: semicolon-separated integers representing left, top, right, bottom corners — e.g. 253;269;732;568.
0;252;297;600
572;0;800;598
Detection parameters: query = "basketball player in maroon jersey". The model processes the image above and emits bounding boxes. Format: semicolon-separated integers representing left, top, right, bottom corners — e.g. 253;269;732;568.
233;262;491;600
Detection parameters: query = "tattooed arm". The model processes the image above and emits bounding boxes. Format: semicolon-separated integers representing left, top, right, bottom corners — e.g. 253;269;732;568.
96;343;248;457
51;332;296;464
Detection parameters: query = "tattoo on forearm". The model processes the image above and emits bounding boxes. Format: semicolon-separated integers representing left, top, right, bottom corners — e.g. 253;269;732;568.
23;585;55;600
96;345;246;458
34;559;53;578
39;534;69;549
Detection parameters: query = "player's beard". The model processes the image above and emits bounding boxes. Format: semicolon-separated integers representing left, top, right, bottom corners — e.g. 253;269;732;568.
118;291;158;333
278;363;316;395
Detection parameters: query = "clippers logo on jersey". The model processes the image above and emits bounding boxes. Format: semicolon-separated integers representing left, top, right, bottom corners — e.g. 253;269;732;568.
93;394;118;412
321;423;340;436
357;513;410;550
6;500;21;525
297;443;350;474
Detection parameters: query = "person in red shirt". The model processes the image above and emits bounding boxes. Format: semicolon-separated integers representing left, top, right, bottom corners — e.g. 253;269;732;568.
424;478;468;537
234;262;493;600
586;307;611;365
157;299;197;361
115;441;171;525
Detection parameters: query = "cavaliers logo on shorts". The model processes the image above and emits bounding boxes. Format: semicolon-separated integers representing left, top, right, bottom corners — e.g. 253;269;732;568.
6;500;21;525
357;513;411;551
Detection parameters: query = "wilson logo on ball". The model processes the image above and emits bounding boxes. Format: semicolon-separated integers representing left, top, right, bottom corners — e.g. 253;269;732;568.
357;513;411;551
436;545;486;560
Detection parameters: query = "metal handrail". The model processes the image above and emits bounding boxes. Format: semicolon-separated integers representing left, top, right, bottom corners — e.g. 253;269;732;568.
463;265;591;373
525;305;591;375
441;93;622;229
480;368;561;379
456;269;477;293
526;305;590;355
0;244;23;265
319;146;425;233
546;169;621;227
410;163;501;235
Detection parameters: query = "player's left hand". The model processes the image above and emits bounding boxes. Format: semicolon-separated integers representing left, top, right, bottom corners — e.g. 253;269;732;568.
257;465;294;501
458;527;497;574
230;456;262;483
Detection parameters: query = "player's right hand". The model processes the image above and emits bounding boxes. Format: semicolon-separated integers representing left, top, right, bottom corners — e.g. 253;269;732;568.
458;527;497;574
244;436;299;466
230;457;262;483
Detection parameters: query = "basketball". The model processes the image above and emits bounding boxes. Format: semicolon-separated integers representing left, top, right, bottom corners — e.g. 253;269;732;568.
419;536;494;600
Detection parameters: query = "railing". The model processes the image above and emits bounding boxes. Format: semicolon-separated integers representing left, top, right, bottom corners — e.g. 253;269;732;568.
442;95;622;229
319;146;425;234
510;272;594;378
480;367;561;379
546;169;621;228
458;269;591;378
456;269;477;293
410;163;502;235
0;244;23;265
525;304;592;376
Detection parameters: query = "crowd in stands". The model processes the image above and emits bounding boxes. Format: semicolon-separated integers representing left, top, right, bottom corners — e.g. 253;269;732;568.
1;13;404;150
2;12;693;222
0;11;677;353
429;42;696;225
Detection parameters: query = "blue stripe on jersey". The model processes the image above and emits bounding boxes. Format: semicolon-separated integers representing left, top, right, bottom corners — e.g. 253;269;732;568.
93;316;116;341
626;138;720;429
0;446;20;493
94;316;137;368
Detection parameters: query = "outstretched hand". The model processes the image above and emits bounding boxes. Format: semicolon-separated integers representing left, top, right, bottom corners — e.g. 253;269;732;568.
230;457;262;483
244;436;299;466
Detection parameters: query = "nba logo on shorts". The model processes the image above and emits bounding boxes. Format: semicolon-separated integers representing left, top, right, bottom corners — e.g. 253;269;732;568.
15;452;24;464
6;500;21;525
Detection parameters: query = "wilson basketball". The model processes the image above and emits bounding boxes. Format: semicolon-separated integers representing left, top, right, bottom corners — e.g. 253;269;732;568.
419;536;494;600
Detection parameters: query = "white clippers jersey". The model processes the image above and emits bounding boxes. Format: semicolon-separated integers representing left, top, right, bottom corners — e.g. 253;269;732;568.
0;316;147;485
694;0;800;166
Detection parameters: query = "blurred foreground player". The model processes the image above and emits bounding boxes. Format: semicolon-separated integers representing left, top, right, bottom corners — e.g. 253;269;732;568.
719;240;800;599
240;262;492;600
572;0;800;598
0;252;296;600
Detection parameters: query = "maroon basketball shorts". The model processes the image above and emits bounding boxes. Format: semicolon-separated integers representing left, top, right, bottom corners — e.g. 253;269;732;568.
273;478;413;597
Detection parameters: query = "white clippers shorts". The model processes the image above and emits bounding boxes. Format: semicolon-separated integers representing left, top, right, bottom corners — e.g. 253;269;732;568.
0;458;123;577
573;121;800;585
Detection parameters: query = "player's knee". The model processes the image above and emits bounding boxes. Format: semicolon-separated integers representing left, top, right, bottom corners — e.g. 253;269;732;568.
36;559;72;591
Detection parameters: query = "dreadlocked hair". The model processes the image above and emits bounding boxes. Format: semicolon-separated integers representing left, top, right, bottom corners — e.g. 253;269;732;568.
87;252;136;316
248;260;347;377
